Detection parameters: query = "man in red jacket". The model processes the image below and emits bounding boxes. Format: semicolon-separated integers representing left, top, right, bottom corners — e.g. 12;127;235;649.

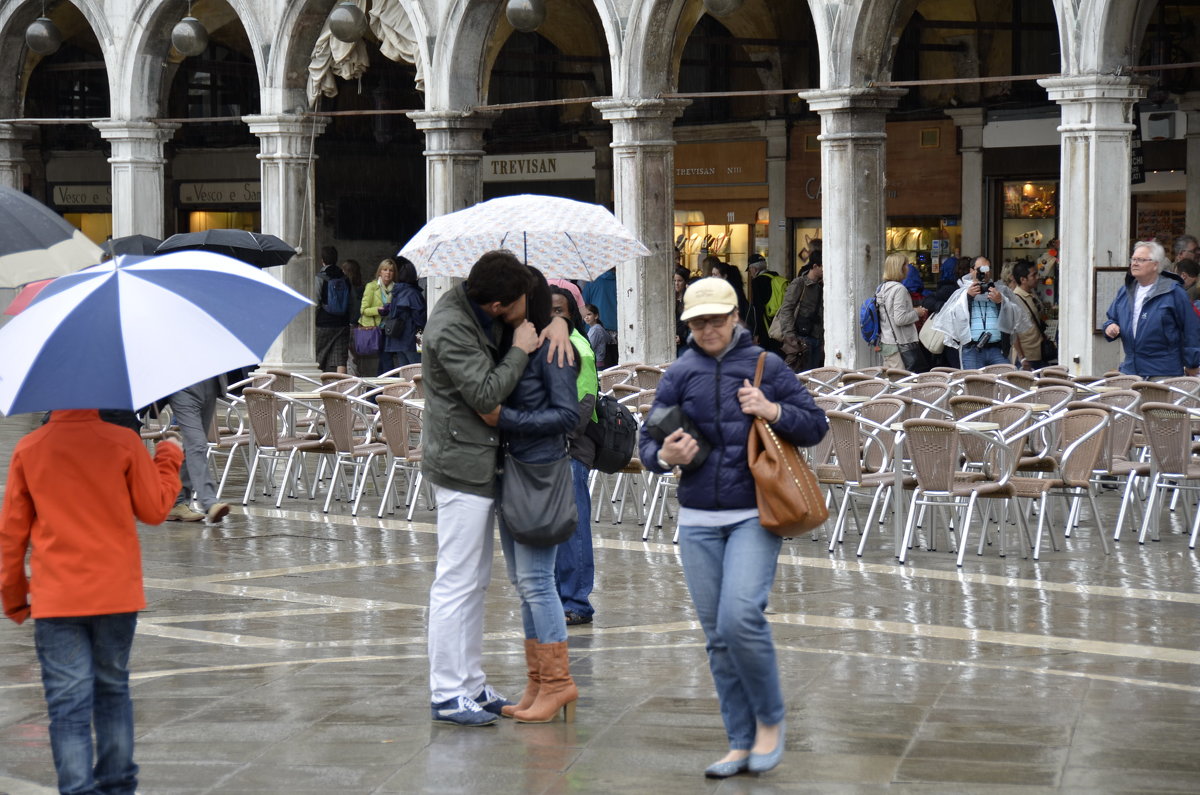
1;410;183;795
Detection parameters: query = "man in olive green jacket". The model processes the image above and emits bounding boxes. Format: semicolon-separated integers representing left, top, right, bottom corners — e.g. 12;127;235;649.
423;250;572;726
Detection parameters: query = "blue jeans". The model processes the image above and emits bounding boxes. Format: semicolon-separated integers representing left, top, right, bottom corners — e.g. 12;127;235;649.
959;343;1008;369
555;460;594;618
378;349;419;375
678;517;784;750
35;613;139;795
499;521;567;644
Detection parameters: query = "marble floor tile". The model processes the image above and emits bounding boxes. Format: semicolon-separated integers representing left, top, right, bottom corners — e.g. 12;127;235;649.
3;413;1200;793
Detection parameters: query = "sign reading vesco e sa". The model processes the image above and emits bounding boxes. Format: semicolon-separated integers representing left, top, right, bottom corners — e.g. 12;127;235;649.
51;184;112;207
178;181;262;205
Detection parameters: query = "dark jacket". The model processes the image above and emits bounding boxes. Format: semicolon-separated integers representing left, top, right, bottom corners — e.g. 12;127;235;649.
315;264;349;327
382;283;426;354
498;340;581;464
921;277;959;314
421;285;529;497
638;328;827;511
747;272;774;341
347;283;364;327
1105;275;1200;377
777;273;823;340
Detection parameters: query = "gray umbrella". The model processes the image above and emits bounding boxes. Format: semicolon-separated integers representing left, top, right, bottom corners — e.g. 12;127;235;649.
0;186;102;288
101;234;162;258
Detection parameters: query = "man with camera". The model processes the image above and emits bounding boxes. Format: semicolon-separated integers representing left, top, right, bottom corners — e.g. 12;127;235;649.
930;256;1029;370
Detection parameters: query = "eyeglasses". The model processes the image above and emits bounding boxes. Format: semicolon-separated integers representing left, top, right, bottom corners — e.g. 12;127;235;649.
1130;257;1156;264
686;312;734;331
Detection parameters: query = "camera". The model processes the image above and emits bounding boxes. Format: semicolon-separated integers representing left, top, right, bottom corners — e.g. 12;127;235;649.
972;332;993;348
980;280;995;293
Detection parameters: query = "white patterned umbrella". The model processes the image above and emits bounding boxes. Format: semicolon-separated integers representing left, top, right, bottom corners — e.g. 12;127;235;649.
397;194;650;280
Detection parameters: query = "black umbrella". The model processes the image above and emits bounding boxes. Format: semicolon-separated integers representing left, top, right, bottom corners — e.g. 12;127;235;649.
155;229;297;268
101;234;162;258
0;186;102;288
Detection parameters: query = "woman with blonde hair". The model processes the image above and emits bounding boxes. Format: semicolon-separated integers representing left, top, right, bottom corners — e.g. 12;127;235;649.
877;253;928;371
358;258;397;365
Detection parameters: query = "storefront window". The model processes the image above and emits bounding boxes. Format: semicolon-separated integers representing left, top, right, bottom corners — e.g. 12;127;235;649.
1000;179;1058;310
675;215;751;276
62;213;113;246
188;211;259;233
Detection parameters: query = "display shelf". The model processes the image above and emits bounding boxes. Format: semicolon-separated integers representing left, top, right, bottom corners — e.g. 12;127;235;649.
1001;218;1056;254
675;222;751;276
1002;180;1057;220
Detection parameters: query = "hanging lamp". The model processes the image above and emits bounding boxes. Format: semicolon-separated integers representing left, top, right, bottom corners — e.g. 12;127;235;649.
25;2;62;56
171;1;209;57
328;1;368;43
703;0;744;17
506;0;546;33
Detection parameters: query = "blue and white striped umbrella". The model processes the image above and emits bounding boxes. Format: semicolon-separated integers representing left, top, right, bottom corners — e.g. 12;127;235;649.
0;251;311;415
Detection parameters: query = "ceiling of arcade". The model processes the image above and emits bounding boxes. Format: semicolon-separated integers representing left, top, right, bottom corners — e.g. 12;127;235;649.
7;1;1200;135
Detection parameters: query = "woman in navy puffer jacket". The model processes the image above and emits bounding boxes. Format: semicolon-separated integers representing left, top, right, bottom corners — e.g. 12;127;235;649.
639;278;827;779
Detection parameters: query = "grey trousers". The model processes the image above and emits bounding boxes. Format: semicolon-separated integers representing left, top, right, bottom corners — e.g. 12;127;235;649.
167;378;221;510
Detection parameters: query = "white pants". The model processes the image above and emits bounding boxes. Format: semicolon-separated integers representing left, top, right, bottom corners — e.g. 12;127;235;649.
428;485;496;703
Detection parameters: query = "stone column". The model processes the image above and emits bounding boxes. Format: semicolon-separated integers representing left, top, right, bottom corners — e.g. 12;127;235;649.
244;113;329;372
594;98;689;365
0;123;32;190
93;121;179;239
1178;92;1200;236
946;107;986;257
797;88;905;369
1039;75;1145;377
582;128;614;209
407;110;499;310
763;119;788;275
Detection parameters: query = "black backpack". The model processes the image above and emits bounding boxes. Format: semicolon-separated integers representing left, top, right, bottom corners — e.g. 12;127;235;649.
584;394;637;474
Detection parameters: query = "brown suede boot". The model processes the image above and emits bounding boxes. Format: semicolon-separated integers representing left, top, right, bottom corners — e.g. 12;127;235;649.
501;639;540;718
513;641;578;723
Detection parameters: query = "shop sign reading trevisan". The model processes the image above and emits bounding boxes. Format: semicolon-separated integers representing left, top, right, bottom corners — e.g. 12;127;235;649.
178;181;262;205
482;151;595;182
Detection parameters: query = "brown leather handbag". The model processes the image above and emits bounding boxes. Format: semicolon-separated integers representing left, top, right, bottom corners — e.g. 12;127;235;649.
746;352;829;537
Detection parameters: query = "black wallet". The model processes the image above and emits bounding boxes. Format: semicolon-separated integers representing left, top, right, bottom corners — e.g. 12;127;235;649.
645;405;711;472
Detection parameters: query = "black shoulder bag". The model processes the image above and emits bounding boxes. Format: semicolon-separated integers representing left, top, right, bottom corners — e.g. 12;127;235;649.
499;446;576;548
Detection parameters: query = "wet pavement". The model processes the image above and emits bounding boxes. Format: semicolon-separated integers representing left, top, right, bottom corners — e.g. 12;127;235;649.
1;410;1199;793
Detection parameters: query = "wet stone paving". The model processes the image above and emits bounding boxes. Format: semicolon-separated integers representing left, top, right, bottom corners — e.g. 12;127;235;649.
1;411;1199;793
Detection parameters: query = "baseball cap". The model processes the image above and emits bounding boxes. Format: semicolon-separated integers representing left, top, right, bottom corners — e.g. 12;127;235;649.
680;277;737;322
747;253;766;269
